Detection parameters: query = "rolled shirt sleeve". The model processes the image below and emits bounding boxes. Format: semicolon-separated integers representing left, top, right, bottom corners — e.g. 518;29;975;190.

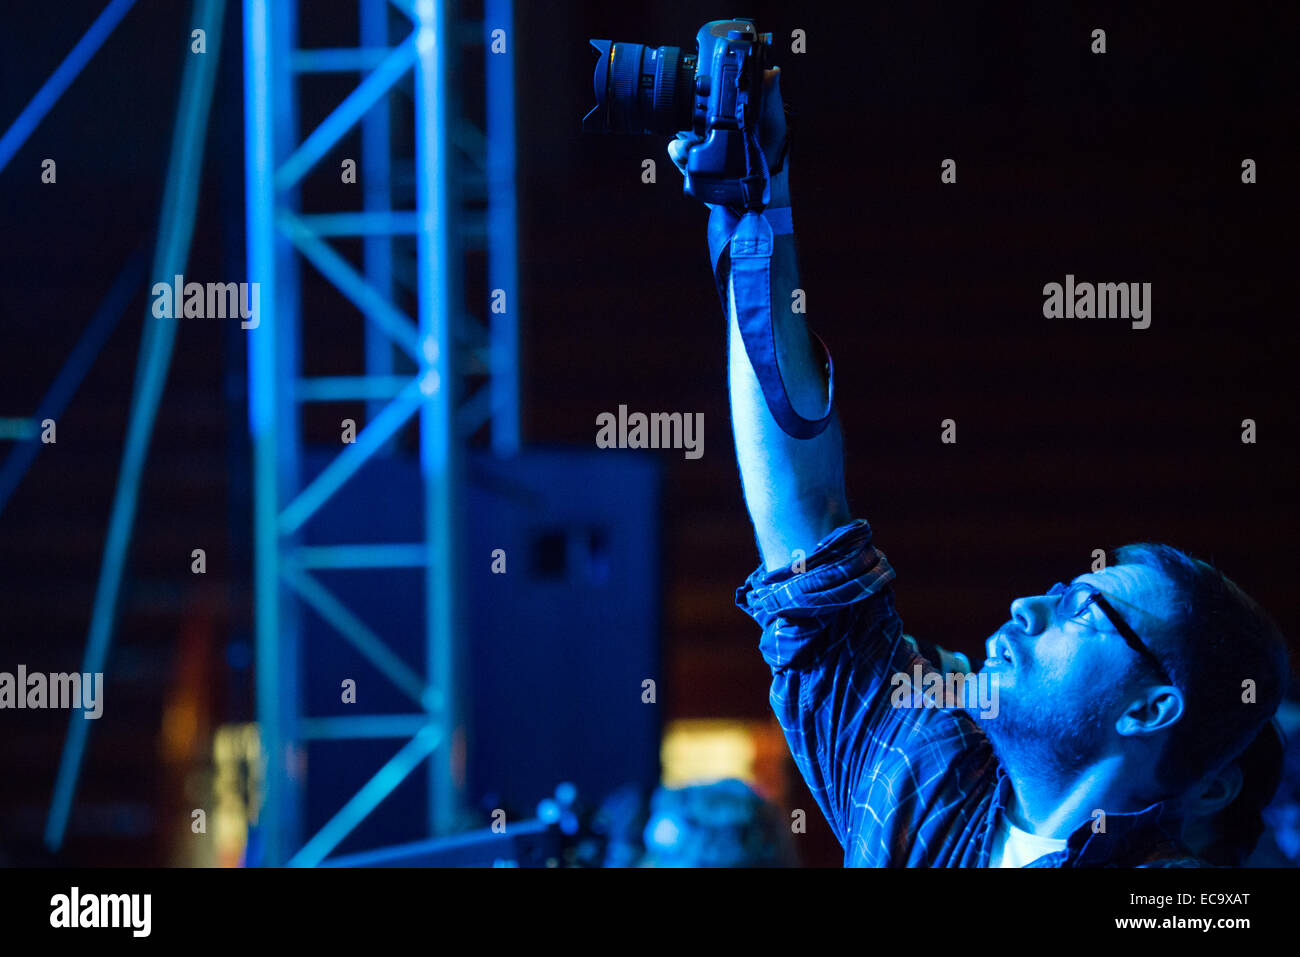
736;518;991;863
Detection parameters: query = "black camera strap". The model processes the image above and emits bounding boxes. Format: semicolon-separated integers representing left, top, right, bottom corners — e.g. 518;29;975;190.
709;205;835;440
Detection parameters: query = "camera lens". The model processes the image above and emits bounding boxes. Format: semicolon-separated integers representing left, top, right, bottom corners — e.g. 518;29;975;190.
583;40;695;135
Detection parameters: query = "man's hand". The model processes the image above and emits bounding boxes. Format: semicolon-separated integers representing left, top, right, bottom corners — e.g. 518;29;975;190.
667;67;790;210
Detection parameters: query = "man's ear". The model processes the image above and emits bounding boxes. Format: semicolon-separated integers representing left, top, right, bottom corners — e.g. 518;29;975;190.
1187;763;1244;818
1115;685;1184;737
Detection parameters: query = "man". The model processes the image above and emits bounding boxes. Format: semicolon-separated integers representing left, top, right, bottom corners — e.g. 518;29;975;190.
901;633;1286;866
670;67;1290;867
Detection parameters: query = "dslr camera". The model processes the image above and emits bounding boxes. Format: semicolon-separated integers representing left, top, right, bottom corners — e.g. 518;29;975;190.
582;19;780;210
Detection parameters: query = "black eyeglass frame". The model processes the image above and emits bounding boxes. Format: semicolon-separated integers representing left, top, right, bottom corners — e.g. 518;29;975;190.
1046;581;1174;686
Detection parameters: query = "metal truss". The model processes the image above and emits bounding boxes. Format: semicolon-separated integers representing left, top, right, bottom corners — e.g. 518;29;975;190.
243;0;518;866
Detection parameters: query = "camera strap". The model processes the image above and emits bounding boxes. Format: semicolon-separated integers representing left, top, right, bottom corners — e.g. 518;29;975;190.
709;205;835;440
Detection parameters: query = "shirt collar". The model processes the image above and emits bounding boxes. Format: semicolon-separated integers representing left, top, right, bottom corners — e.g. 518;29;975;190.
990;763;1190;866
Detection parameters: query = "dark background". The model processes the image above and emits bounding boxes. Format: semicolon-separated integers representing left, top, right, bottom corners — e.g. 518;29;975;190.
0;1;1296;866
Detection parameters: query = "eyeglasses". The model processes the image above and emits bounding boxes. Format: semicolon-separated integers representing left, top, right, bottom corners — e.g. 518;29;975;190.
1045;581;1173;685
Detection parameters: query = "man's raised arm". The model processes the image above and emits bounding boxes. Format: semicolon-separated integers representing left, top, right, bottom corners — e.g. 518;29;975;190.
668;67;987;866
672;68;850;571
726;213;850;572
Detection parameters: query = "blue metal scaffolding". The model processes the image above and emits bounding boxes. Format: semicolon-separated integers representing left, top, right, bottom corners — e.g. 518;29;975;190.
243;0;518;866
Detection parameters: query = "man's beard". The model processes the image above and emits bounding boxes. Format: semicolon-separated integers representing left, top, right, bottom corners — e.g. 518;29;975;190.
977;680;1121;783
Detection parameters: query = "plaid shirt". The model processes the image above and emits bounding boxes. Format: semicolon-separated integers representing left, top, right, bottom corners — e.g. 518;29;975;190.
736;518;1204;867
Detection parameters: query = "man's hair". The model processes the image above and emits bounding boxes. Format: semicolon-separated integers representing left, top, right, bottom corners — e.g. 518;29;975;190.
1112;542;1291;796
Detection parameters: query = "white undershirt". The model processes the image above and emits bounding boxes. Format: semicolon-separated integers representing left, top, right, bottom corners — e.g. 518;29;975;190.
988;818;1068;868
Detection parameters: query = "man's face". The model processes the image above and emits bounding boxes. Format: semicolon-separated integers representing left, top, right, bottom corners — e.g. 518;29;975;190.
976;563;1177;774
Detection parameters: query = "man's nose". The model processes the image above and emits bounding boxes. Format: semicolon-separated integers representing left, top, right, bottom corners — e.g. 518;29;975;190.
1009;594;1053;634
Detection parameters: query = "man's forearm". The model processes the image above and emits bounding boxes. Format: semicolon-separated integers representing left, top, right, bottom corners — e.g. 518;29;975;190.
727;230;850;572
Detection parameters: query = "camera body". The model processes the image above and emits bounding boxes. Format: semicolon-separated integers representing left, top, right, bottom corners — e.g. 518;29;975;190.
582;19;775;209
